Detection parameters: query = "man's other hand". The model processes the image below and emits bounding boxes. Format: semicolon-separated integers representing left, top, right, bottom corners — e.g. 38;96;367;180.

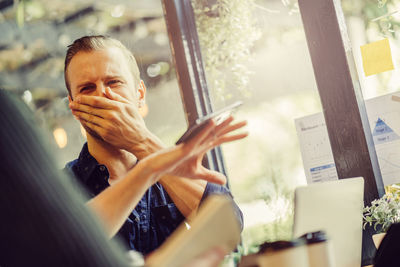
137;115;248;185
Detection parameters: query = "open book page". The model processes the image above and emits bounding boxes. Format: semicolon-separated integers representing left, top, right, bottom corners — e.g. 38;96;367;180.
145;195;241;267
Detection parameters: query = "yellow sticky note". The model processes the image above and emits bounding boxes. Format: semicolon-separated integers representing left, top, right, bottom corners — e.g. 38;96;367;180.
361;38;395;76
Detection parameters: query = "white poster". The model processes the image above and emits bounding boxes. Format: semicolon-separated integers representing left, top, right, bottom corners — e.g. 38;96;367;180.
295;113;338;184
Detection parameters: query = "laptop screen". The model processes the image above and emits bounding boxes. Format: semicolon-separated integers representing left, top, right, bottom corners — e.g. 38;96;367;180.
293;177;364;267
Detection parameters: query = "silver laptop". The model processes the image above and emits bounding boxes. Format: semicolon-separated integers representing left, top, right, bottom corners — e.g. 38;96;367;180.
293;177;364;267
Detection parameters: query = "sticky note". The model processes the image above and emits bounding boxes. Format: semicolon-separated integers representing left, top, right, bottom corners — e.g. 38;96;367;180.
360;38;394;76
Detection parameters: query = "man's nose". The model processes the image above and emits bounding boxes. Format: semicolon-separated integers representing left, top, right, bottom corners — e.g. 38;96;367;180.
94;84;107;97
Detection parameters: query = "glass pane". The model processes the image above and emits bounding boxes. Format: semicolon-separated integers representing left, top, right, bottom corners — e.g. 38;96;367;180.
342;0;400;99
0;0;186;169
343;1;400;190
193;0;322;248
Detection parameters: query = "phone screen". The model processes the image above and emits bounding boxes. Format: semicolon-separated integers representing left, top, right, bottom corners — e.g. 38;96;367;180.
175;101;242;144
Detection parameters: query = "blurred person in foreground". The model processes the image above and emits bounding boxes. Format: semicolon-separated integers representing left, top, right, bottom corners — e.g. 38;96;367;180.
64;35;245;255
0;89;244;266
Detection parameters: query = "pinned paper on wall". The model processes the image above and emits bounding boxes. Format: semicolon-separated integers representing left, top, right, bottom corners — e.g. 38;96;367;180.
360;38;395;76
295;92;400;186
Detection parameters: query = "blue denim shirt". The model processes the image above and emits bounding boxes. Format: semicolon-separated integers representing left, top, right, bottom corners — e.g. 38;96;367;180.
65;143;243;255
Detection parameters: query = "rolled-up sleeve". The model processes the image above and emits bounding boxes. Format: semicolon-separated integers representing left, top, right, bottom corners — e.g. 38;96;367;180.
200;183;244;231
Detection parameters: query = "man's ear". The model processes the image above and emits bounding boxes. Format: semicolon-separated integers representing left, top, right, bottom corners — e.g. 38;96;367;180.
68;95;73;106
137;80;146;107
138;80;146;100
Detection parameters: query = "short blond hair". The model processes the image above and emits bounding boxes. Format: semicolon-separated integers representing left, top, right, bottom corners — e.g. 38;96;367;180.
64;35;140;96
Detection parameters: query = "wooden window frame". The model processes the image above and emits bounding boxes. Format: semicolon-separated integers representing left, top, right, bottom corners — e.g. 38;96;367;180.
161;0;229;186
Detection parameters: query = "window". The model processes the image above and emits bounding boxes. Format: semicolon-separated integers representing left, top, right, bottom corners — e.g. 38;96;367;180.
192;0;322;247
0;0;187;169
342;0;400;99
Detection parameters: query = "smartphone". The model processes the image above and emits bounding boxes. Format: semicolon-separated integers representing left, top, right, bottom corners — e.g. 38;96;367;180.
176;101;242;144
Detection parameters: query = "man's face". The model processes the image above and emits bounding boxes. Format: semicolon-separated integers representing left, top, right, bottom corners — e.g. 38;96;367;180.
66;47;144;139
66;47;140;103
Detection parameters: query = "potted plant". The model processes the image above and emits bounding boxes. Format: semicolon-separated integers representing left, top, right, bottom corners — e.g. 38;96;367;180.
363;191;400;248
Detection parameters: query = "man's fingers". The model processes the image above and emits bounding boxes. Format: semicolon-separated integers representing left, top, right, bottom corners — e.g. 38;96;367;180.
194;167;227;185
217;120;247;137
72;110;106;125
80;119;105;137
215;115;234;129
185;120;217;147
197;131;248;156
213;132;249;147
105;87;130;104
75;95;117;109
70;102;110;119
198;119;247;147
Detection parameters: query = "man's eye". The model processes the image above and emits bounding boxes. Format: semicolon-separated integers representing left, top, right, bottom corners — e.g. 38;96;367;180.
80;87;89;92
80;85;94;92
108;80;122;86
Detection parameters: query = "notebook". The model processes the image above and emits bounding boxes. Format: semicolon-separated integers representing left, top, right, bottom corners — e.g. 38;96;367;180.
293;177;364;267
145;195;241;267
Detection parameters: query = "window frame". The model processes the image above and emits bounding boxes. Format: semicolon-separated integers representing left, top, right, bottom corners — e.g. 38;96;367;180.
161;0;230;187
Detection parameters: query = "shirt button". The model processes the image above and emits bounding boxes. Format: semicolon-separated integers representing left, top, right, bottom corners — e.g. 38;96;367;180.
84;167;89;171
143;229;147;233
161;215;166;220
99;165;106;172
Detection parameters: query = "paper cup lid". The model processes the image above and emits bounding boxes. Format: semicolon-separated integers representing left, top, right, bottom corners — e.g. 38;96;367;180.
300;231;328;244
259;238;306;253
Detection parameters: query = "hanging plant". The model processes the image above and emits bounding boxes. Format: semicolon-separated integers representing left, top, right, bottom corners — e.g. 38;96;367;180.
192;0;261;100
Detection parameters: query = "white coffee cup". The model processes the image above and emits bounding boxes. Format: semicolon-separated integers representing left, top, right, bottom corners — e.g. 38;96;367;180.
301;231;336;267
257;239;309;267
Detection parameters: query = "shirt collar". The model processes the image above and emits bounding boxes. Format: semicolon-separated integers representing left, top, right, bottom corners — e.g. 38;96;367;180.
75;142;100;184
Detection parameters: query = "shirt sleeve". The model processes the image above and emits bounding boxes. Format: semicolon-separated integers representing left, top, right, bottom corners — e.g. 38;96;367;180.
200;183;244;231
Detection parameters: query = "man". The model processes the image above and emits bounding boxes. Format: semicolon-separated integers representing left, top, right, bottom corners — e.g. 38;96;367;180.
64;35;244;255
0;88;237;267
